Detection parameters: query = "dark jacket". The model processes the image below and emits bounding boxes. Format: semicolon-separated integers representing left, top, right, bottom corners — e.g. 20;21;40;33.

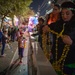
48;17;75;65
2;34;8;43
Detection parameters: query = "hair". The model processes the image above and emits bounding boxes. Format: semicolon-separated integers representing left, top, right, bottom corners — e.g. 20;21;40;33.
61;1;75;14
38;17;44;23
54;4;61;9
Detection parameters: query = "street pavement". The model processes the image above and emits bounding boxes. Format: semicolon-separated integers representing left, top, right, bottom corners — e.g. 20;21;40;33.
0;38;29;75
0;41;18;75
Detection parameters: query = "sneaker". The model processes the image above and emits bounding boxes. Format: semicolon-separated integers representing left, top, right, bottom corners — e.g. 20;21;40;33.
0;54;6;57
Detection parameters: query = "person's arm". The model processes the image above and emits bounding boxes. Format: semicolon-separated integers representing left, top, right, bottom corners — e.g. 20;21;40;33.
61;28;75;45
42;22;56;34
42;25;49;33
61;35;73;45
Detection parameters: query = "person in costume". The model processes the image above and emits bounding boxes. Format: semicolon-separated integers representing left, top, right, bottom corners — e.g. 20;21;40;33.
43;1;75;75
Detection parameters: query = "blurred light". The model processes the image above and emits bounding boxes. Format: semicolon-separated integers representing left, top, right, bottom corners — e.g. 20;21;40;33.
46;8;53;14
48;1;51;4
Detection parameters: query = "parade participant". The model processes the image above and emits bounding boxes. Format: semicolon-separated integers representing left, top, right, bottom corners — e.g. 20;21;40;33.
18;31;25;64
43;1;75;75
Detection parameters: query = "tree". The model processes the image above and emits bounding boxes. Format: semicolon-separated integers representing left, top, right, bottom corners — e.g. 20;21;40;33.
0;0;32;27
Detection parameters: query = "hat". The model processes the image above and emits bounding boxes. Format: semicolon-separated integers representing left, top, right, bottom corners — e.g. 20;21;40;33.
61;1;75;11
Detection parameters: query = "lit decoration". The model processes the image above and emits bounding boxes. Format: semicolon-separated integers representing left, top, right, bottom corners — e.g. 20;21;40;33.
28;16;38;31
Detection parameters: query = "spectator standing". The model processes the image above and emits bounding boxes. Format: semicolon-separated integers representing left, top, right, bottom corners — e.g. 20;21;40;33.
0;30;8;57
0;29;2;44
18;31;26;64
42;4;61;60
36;17;44;48
44;1;75;75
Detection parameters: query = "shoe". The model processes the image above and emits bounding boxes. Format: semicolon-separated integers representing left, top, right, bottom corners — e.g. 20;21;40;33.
19;61;22;65
0;54;6;57
20;60;22;63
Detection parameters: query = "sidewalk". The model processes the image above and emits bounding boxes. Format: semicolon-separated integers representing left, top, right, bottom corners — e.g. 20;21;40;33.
0;41;18;75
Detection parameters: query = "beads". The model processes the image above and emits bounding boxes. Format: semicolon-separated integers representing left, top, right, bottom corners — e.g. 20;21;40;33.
42;23;70;74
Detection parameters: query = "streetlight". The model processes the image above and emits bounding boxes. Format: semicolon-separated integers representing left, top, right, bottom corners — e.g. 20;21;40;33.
48;1;51;5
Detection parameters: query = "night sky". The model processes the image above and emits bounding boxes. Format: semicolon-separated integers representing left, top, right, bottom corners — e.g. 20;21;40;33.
30;0;50;16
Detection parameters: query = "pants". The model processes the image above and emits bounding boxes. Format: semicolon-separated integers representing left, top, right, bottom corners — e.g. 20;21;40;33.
1;42;6;55
38;34;42;48
18;48;24;57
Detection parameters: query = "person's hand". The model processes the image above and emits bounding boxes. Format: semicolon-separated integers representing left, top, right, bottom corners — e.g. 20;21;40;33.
61;35;73;45
42;25;50;33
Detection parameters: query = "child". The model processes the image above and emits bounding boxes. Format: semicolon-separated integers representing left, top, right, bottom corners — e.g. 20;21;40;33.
18;31;25;64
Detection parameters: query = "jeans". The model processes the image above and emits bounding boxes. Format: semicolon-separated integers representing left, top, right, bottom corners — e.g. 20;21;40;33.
1;42;6;55
38;34;42;48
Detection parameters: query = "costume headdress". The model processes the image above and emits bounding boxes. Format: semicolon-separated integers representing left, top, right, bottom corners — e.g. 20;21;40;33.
61;1;75;13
